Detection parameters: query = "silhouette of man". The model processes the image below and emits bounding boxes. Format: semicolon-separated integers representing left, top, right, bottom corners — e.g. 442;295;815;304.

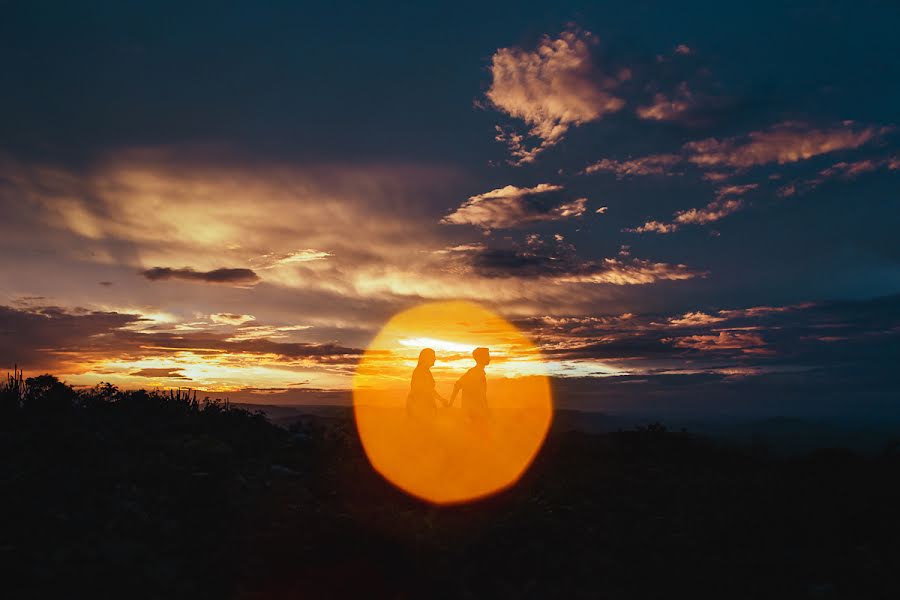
447;347;490;421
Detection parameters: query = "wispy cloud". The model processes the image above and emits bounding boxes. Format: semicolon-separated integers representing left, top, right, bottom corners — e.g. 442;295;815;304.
778;155;899;196
583;154;682;177
446;234;704;286
627;184;757;233
558;258;702;285
0;303;362;388
684;121;890;169
587;122;891;183
667;311;726;327
673;183;757;225
623;220;680;234
442;183;586;229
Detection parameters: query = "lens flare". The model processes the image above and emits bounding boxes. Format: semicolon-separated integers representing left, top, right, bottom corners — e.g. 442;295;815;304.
353;301;553;504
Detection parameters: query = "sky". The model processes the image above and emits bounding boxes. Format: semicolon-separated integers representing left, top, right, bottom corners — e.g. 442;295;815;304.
1;1;899;418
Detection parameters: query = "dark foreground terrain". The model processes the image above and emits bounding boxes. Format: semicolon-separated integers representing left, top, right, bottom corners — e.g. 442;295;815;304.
3;373;900;599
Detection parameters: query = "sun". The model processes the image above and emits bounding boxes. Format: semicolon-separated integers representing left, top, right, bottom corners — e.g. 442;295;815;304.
353;301;553;505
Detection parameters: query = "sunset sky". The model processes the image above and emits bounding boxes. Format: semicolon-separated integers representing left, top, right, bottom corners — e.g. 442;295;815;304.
1;1;898;417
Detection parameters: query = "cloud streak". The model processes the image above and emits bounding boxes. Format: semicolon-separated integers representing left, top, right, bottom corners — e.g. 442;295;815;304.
442;183;586;229
583;154;681;178
684;121;890;169
779;155;899;196
452;236;704;285
628;184;758;233
587;122;891;182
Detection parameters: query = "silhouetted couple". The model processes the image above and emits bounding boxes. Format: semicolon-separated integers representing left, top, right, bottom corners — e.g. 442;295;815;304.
407;347;491;422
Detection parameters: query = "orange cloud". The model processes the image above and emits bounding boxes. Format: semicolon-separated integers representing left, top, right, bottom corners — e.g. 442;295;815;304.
584;154;682;177
778;155;900;196
636;82;696;122
0;303;363;390
667;311;726;327
684;121;889;169
487;28;626;164
623;220;680;234
559;258;702;285
628;183;757;232
673;199;743;225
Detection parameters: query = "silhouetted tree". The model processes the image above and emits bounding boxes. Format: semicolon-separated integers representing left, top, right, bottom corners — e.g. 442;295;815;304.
21;373;74;413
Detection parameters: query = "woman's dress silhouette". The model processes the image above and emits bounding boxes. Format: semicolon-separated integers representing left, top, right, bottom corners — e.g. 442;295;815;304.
406;348;444;420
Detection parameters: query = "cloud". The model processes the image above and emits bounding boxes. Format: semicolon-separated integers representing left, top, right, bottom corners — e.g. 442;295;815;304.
559;258;702;285
0;304;363;383
665;330;770;354
0;150;702;322
259;249;332;267
486;28;626;164
702;171;730;182
628;183;757;232
778;155;899;196
583;154;681;177
713;183;759;200
140;266;260;286
674;44;693;55
210;313;256;325
667;311;726;327
624;220;680;234
590;122;891;187
683;121;890;169
0;305;142;371
130;368;190;379
636;82;697;122
448;234;704;286
516;296;900;383
442;183;586;229
672;198;743;225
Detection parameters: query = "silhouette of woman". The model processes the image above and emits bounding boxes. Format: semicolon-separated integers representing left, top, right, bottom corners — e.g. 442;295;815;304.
407;348;446;421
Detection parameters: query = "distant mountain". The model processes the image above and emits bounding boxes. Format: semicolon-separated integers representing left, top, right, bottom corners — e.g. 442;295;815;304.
243;404;900;456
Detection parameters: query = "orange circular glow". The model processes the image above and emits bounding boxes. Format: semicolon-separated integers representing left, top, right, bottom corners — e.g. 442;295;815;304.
353;301;553;505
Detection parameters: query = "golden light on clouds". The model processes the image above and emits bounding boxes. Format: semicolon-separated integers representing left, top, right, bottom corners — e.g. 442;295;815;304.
353;301;553;505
